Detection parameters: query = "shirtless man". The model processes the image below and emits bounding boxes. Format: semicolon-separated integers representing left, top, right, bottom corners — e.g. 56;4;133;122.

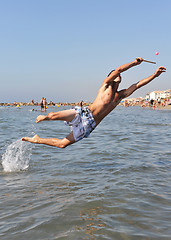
22;58;166;148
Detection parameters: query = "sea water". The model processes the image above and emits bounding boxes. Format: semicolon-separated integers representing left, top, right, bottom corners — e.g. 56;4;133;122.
0;105;171;240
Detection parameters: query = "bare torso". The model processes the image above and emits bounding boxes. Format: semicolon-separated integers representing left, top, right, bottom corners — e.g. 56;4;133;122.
89;81;122;126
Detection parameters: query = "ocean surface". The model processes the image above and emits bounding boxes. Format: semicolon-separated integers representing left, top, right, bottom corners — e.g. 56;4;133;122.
0;105;171;240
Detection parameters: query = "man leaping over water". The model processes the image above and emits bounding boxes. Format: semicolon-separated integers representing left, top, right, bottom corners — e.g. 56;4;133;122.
22;58;166;148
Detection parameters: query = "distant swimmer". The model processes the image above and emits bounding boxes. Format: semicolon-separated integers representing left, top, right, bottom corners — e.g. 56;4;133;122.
22;58;166;148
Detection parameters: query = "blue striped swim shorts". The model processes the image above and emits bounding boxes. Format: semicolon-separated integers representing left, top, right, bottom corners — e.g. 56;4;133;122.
65;106;96;142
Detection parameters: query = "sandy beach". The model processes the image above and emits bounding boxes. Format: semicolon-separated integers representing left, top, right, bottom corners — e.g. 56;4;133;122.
155;104;171;110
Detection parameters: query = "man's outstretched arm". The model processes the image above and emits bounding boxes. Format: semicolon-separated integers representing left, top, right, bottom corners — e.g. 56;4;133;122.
116;57;143;73
119;66;166;99
137;66;166;88
104;57;143;84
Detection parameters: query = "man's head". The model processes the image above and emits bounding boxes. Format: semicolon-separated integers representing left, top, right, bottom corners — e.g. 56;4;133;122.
107;69;115;77
107;70;121;83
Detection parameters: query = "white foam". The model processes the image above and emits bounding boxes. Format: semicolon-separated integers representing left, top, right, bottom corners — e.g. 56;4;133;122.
2;139;32;172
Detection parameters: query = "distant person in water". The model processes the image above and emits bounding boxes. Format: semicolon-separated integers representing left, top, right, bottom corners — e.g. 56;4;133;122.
43;98;47;112
22;58;166;148
40;97;44;112
40;97;47;112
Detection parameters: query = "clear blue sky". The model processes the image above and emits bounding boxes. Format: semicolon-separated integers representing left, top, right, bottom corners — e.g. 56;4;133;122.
0;0;170;103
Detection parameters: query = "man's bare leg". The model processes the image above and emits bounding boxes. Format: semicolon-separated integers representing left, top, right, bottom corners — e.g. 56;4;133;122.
22;132;75;148
36;109;76;123
36;115;47;123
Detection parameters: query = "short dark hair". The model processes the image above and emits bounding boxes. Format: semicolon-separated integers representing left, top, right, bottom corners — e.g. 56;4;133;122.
107;69;115;77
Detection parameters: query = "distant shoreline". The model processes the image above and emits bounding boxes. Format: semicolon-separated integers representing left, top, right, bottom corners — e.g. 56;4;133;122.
119;103;171;111
0;102;90;107
153;104;171;110
1;102;171;110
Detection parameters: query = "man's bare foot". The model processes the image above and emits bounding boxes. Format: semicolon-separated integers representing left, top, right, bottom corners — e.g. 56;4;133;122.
36;115;47;123
22;135;40;144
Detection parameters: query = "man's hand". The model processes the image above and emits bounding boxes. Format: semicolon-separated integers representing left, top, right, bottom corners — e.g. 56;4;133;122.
154;66;166;77
135;57;144;65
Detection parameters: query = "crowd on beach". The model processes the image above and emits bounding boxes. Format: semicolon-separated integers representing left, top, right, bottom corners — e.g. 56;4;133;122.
122;97;171;110
1;97;171;111
0;98;88;109
145;98;171;109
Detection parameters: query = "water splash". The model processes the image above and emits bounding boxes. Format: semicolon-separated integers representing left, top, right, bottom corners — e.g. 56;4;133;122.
2;139;32;172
